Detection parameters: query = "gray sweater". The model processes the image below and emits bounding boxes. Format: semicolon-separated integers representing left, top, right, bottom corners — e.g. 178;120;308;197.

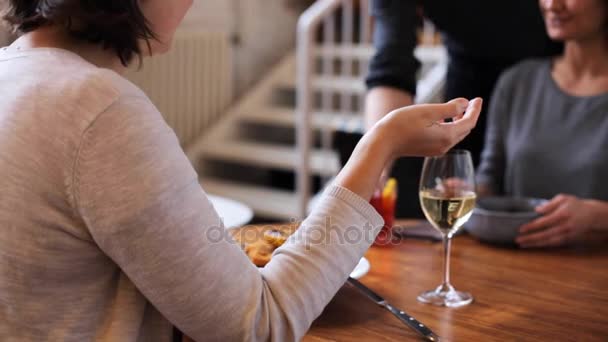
477;59;608;201
0;48;383;341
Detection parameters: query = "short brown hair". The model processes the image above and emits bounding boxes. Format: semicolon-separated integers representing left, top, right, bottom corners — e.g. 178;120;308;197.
3;0;156;66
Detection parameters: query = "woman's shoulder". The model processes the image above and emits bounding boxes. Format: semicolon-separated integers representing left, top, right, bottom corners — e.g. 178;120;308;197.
491;57;553;100
94;69;148;101
39;49;149;103
43;49;153;112
66;66;160;125
27;49;155;123
498;58;552;88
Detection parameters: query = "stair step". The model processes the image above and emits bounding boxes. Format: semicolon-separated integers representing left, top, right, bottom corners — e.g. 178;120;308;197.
313;75;366;94
273;45;447;99
240;107;364;132
315;44;446;64
186;46;450;222
277;75;365;95
199;141;340;177
315;44;375;60
308;47;446;95
200;177;300;220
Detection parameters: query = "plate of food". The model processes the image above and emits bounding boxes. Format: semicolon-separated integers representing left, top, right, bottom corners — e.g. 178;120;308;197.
231;224;370;279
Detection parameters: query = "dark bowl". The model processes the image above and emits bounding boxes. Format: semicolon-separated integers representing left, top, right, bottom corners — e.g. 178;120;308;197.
464;196;547;245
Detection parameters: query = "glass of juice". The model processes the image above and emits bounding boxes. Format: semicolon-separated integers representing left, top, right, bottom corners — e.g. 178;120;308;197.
371;178;397;246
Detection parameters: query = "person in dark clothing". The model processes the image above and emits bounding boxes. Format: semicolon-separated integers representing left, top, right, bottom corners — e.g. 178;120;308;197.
364;0;563;218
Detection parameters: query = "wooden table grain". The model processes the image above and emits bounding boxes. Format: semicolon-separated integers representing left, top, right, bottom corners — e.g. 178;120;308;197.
187;220;608;342
302;220;608;342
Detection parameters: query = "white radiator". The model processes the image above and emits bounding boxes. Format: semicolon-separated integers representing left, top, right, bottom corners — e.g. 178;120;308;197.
126;30;233;147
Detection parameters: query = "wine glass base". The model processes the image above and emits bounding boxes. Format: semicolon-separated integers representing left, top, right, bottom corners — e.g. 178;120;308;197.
417;288;473;308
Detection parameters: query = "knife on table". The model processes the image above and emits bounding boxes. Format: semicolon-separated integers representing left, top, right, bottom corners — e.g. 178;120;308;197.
347;277;440;342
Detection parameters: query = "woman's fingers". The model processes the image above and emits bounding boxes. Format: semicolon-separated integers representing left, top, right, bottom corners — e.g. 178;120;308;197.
449;97;483;129
519;208;565;233
520;195;569;233
436;97;482;125
436;97;483;146
421;98;470;122
463;97;483;122
517;225;569;248
536;194;568;214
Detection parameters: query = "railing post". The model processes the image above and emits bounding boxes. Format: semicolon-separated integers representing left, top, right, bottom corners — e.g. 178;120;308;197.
340;1;354;114
296;0;343;219
296;20;313;220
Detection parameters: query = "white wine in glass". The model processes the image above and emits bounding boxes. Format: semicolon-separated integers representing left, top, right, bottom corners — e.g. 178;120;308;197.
419;189;476;236
418;150;476;307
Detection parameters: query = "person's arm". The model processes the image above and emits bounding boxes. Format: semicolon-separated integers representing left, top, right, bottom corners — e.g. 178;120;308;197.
340;98;481;199
587;200;608;231
365;87;413;130
365;0;419;130
73;92;480;341
476;73;511;196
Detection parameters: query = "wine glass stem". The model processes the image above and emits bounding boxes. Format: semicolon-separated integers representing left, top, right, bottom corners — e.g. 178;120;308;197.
442;236;452;286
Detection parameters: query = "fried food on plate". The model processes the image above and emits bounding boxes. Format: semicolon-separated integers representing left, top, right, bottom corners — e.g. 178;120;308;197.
236;225;295;267
244;240;275;267
263;229;289;248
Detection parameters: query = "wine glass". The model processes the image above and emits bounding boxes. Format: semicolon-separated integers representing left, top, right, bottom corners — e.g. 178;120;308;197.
418;150;476;307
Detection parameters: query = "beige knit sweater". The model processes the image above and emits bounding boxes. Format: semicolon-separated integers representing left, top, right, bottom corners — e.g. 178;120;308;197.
0;47;383;341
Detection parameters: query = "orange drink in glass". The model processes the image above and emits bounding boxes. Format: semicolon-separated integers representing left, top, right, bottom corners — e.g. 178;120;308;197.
371;178;397;246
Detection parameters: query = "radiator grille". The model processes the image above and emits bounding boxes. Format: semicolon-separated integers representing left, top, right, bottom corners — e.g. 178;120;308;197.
126;30;232;147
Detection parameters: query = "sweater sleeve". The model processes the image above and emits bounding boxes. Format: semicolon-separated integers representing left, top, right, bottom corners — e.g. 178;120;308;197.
476;70;513;194
72;95;384;342
365;0;421;95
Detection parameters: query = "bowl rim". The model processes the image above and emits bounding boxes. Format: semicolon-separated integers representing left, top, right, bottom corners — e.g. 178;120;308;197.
473;206;539;218
473;196;547;219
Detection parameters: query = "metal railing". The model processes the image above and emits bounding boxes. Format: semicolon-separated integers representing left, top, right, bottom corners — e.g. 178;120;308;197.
296;0;371;218
295;0;446;218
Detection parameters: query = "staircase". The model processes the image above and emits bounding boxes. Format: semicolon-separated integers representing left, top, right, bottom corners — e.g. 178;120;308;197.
186;0;447;221
186;52;344;220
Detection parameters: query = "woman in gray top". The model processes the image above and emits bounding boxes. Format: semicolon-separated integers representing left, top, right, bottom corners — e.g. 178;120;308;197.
477;0;608;248
0;0;481;341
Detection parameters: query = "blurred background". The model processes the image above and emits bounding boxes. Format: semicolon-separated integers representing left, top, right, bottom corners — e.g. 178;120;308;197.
0;0;443;223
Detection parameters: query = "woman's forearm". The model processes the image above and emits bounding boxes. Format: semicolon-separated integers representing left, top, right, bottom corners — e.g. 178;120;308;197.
333;127;393;202
585;199;608;230
365;86;414;130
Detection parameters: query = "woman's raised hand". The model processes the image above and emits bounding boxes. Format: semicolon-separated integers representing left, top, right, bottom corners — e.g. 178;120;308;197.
335;98;482;201
371;97;483;159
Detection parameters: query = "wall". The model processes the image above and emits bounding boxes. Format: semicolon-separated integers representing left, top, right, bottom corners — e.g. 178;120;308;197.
0;0;308;96
181;0;304;96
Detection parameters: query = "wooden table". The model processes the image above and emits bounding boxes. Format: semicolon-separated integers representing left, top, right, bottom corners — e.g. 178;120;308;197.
227;219;607;342
179;220;608;342
299;220;608;341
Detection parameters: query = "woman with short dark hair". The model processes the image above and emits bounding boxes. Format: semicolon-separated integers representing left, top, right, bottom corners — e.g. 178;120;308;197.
0;1;481;341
